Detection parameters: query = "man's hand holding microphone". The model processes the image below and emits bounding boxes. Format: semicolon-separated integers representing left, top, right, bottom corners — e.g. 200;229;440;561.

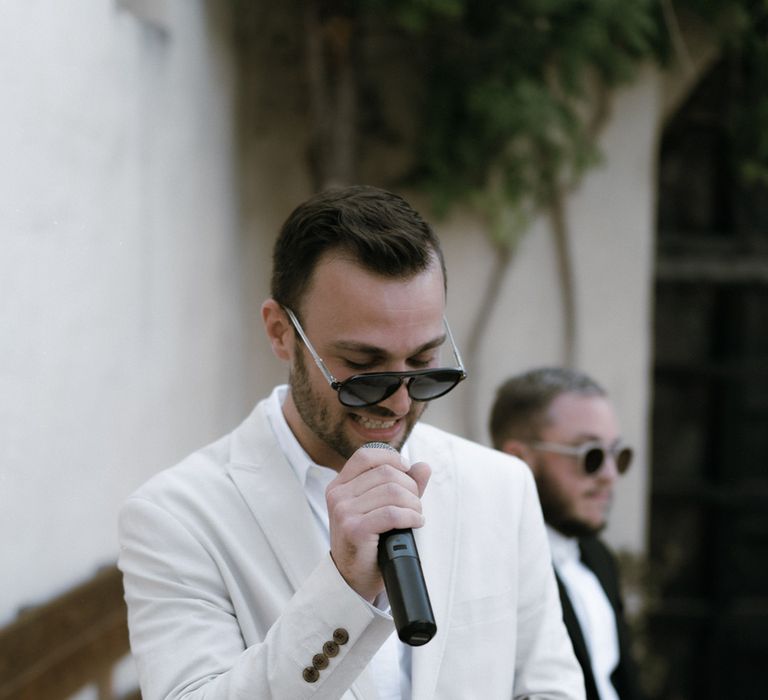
325;443;437;646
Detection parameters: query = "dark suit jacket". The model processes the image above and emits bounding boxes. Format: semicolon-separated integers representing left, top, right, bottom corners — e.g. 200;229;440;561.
555;536;645;700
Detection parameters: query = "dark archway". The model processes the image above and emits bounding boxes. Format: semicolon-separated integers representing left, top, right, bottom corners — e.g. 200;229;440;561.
648;55;768;699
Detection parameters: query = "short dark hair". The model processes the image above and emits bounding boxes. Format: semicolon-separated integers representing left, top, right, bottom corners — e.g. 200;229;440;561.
270;185;446;314
489;367;606;447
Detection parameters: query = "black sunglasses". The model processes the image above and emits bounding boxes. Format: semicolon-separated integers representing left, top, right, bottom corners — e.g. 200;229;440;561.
283;307;467;408
530;440;633;475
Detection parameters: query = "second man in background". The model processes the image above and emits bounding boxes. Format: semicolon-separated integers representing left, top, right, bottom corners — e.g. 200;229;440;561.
490;367;645;700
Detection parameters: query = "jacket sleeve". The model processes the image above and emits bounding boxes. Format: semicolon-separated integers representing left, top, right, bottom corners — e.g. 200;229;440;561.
118;496;393;700
512;467;586;699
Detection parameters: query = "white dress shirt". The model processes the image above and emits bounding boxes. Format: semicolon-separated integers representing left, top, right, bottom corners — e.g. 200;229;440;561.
265;385;410;700
547;526;620;700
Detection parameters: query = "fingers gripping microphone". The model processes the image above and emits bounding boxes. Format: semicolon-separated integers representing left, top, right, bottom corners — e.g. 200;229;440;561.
363;442;437;646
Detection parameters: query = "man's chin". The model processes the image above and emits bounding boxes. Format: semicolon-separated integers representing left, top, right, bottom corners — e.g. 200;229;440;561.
551;517;606;539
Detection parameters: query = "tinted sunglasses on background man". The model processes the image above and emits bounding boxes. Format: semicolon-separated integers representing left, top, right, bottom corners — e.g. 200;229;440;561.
283;307;467;408
530;441;633;475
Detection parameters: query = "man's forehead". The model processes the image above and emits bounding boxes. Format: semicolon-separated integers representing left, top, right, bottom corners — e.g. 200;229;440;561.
332;329;447;355
544;392;619;433
301;256;445;318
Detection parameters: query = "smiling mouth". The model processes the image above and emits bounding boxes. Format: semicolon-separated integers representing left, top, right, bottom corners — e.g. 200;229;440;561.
352;414;398;430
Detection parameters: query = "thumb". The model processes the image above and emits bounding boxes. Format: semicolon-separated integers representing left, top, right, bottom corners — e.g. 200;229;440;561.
407;461;431;498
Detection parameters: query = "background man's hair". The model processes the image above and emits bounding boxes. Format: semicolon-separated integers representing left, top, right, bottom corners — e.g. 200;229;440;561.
489;367;606;447
270;185;446;315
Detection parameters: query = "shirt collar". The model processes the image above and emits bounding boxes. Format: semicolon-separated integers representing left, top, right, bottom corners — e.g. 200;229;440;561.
264;385;321;488
546;525;581;568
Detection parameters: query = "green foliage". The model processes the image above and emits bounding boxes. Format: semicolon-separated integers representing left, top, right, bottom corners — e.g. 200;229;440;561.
676;0;768;188
358;0;768;248
730;6;768;187
364;0;663;246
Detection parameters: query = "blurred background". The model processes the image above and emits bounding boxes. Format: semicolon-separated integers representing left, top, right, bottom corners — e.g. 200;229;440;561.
1;1;766;698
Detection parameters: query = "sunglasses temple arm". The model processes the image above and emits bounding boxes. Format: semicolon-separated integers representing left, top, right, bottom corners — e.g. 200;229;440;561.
443;318;466;374
530;442;583;458
283;307;339;387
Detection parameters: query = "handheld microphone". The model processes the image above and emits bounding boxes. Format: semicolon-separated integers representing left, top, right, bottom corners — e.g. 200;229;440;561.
363;442;437;646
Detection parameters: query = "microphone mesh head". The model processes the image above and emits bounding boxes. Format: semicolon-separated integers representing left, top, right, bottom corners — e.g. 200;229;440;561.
362;441;397;452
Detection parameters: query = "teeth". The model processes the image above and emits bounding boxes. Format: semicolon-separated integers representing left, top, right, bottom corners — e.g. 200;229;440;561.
355;415;397;429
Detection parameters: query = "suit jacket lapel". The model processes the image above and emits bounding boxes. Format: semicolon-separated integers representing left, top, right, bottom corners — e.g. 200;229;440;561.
578;539;630;658
406;430;459;700
578;539;619;607
579;538;638;699
556;573;588;659
556;573;600;700
226;401;379;700
227;401;327;591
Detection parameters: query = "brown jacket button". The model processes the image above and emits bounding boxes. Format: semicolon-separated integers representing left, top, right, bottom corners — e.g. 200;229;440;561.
312;653;329;670
333;628;350;645
323;640;340;657
302;666;320;683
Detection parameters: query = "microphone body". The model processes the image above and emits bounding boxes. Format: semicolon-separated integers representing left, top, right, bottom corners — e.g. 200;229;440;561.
363;442;437;646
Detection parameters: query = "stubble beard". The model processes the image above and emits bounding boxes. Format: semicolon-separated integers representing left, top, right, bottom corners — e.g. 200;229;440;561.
290;348;425;463
290;349;359;462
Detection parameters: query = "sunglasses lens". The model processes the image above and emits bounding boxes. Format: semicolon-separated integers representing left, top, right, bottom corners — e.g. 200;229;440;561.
408;370;463;401
582;445;633;475
583;448;605;474
337;369;464;407
338;375;401;407
616;447;633;474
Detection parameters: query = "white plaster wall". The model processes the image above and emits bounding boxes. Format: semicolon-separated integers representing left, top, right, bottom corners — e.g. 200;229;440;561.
0;0;246;625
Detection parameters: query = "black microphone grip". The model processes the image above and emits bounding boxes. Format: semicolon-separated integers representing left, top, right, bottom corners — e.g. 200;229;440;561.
363;442;437;646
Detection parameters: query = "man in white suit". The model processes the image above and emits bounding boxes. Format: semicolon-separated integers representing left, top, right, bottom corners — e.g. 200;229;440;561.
118;186;584;699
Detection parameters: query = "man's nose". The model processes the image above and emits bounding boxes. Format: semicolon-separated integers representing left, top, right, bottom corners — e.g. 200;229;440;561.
379;379;412;415
596;452;620;481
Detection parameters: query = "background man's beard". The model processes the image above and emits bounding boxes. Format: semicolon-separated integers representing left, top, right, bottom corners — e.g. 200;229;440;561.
537;481;606;538
546;511;606;538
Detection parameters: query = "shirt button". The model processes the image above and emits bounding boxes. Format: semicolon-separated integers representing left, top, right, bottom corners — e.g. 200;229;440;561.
333;628;350;645
312;653;329;670
302;666;320;683
323;640;340;657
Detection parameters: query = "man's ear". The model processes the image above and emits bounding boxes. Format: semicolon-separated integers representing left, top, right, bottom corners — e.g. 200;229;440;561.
261;299;294;361
500;439;538;475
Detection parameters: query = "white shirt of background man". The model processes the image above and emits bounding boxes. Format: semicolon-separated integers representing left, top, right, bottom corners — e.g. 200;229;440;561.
547;526;620;700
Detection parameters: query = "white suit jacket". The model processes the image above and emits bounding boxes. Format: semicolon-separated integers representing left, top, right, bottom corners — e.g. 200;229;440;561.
118;399;584;700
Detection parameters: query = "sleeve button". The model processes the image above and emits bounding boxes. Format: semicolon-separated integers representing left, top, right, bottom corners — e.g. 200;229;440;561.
312;653;329;670
302;666;320;683
323;640;340;657
333;628;350;645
